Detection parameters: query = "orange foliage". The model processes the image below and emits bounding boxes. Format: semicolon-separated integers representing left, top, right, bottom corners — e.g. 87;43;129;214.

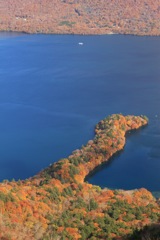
0;0;159;35
0;114;159;239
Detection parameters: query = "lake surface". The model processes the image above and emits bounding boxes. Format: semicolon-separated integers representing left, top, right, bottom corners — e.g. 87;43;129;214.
0;32;160;192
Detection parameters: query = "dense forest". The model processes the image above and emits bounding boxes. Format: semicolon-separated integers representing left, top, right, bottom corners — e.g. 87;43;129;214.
0;114;160;239
0;0;159;35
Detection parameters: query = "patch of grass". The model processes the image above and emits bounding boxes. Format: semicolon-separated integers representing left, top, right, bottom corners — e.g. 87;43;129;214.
59;21;76;27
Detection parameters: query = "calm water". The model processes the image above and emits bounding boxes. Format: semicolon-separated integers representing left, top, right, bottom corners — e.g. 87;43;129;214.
0;32;160;191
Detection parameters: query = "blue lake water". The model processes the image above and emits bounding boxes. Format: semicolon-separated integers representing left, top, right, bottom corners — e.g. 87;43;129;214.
0;32;160;192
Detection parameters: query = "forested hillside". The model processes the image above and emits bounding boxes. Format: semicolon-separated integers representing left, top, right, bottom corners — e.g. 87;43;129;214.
0;0;159;35
0;114;160;239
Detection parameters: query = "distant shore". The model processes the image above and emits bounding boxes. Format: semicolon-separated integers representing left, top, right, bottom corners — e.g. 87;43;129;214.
0;0;159;37
0;29;160;37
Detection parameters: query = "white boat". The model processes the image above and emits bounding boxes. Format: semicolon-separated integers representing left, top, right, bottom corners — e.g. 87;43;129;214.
78;42;83;45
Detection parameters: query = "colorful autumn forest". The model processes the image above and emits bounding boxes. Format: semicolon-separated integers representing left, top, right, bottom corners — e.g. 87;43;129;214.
0;114;160;239
0;0;160;36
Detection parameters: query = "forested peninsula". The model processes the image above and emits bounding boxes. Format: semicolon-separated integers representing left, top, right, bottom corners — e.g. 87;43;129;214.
0;114;160;239
0;0;160;36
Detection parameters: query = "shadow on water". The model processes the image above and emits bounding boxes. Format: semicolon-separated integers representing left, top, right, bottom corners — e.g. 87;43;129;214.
85;125;160;198
86;125;146;179
85;148;125;185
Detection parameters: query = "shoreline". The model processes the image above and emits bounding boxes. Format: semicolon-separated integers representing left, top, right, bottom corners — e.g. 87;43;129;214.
0;29;160;37
40;114;148;185
0;114;160;239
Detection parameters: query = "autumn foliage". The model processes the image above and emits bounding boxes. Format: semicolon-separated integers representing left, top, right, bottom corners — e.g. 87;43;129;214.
0;114;159;239
0;0;159;35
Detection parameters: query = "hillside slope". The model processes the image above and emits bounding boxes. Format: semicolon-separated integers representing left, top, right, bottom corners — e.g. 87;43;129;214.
0;114;160;239
0;0;159;35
